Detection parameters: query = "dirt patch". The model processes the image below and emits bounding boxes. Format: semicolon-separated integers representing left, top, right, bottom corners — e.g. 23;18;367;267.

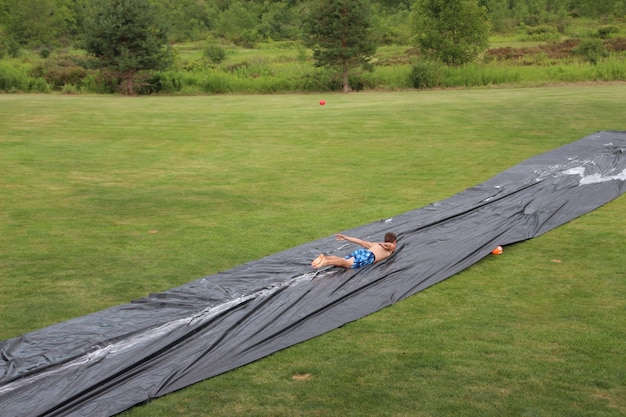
486;39;580;61
605;37;626;52
486;37;626;61
291;373;312;381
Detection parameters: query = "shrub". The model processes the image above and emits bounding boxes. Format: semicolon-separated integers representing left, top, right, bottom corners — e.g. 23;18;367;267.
594;57;626;81
364;65;413;90
30;77;50;93
45;66;90;89
240;29;261;48
443;64;522;87
0;28;19;59
81;73;111;94
597;25;619;39
203;44;226;64
200;72;232;94
61;83;80;94
39;48;51;59
573;38;609;64
347;75;365;91
144;71;186;94
409;60;442;89
296;68;337;92
521;25;561;41
32;56;95;90
0;34;20;58
0;61;31;92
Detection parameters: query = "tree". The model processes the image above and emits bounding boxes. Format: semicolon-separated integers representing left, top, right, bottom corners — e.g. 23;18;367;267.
478;0;512;31
304;0;378;92
412;0;490;66
215;1;261;46
4;0;67;46
570;0;622;17
258;1;301;41
84;0;172;94
157;0;214;42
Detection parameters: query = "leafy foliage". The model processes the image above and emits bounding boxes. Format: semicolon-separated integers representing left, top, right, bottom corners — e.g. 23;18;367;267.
0;0;624;94
214;1;261;47
8;0;66;45
203;44;226;64
412;0;491;66
409;59;442;88
573;38;609;64
0;0;89;47
0;0;624;50
156;0;215;42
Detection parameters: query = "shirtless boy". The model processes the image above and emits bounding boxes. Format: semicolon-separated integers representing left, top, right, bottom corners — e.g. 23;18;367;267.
311;232;397;269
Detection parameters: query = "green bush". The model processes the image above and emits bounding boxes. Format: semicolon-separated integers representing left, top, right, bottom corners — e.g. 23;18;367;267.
81;73;111;94
0;28;20;58
32;56;95;90
299;68;341;92
0;61;31;92
409;60;442;89
573;38;609;64
237;28;260;48
60;83;80;94
0;61;50;92
364;65;413;90
594;58;626;80
442;64;522;87
347;75;365;91
203;44;227;64
597;25;619;39
521;25;561;41
30;77;50;93
46;66;90;89
145;71;185;94
200;72;232;94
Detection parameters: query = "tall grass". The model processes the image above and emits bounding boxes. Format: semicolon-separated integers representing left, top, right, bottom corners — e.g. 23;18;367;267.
1;41;624;94
441;58;626;87
149;54;626;94
0;60;49;93
408;57;626;89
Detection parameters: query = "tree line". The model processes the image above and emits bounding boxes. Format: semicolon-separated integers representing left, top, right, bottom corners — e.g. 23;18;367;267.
0;0;623;94
1;0;623;49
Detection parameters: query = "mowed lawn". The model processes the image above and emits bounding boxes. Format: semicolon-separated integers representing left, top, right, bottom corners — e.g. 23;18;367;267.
0;85;625;416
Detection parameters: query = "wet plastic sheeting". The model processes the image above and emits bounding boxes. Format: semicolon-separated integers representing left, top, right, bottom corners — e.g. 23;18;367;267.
1;131;625;416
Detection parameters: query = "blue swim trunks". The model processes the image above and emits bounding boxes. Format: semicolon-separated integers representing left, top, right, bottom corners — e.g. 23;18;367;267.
345;248;375;268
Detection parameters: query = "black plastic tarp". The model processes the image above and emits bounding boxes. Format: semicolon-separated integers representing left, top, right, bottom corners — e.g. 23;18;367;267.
1;131;625;417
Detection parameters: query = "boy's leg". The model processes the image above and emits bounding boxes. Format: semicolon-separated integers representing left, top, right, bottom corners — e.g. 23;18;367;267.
312;254;354;269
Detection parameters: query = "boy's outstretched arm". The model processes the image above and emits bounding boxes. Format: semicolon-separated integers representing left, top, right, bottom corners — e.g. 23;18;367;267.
334;234;374;249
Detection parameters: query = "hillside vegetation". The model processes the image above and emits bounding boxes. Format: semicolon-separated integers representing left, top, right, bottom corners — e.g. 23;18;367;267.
0;0;625;93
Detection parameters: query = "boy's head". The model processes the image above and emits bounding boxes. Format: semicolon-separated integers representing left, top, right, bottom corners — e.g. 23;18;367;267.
384;232;397;243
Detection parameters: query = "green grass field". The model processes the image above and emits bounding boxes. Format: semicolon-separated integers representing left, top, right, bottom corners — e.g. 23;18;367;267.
1;86;625;416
